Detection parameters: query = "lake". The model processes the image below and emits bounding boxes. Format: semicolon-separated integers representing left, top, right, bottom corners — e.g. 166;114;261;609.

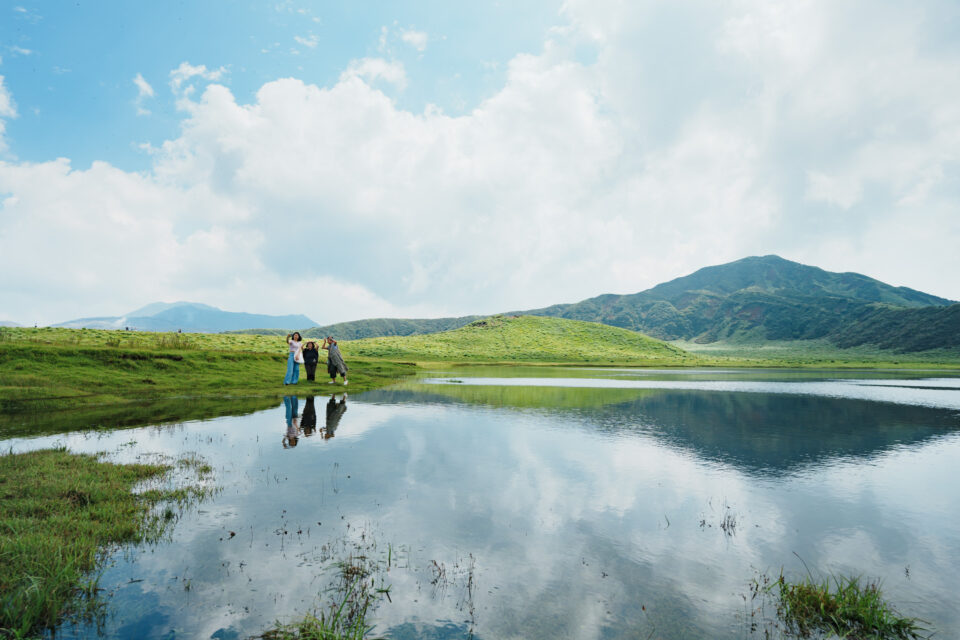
3;367;960;639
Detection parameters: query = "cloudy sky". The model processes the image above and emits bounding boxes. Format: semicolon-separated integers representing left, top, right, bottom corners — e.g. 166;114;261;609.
1;1;958;326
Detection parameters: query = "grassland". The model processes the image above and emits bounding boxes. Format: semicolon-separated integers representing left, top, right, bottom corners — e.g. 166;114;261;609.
342;315;697;364
0;327;415;413
2;317;958;417
674;338;960;368
0;448;210;637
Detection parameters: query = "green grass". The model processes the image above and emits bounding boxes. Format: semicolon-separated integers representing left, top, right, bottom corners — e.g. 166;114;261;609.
343;315;697;364
751;569;929;639
0;334;416;413
0;448;209;638
673;338;960;369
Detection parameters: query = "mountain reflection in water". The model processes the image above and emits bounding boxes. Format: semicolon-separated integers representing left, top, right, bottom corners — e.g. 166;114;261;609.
367;384;960;476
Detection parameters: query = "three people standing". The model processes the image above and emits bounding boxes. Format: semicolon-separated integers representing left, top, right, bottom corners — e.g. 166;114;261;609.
283;333;348;386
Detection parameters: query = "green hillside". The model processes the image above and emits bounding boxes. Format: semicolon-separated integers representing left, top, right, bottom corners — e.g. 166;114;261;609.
342;315;695;364
831;303;960;352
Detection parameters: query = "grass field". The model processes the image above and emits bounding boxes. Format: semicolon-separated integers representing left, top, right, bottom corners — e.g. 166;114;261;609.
674;338;960;368
0;334;415;413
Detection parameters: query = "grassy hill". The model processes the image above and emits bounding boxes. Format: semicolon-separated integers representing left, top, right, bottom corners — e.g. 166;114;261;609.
342;315;695;364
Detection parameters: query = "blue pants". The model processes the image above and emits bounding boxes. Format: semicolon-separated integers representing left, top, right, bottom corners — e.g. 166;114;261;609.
284;353;300;384
283;395;299;426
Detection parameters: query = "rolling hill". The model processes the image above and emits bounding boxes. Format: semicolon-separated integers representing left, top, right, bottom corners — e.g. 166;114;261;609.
55;302;315;333
342;315;694;364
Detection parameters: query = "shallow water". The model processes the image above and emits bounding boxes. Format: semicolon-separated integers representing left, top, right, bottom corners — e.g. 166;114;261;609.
4;368;960;639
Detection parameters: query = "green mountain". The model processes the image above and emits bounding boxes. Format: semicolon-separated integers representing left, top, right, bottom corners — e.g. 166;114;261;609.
303;315;481;341
517;255;956;348
343;315;693;364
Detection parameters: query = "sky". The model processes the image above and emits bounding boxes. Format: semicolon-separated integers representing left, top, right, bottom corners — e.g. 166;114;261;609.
1;0;959;326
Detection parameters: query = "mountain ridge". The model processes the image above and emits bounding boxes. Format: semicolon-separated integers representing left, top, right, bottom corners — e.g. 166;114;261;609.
55;302;315;334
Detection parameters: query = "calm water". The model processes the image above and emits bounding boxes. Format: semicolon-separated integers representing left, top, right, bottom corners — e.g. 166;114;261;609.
4;368;960;639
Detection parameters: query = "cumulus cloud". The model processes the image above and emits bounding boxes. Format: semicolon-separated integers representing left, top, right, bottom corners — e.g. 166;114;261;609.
1;1;960;325
132;72;155;116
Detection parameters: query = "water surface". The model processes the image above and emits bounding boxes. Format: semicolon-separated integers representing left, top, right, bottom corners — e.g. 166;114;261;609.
3;368;959;639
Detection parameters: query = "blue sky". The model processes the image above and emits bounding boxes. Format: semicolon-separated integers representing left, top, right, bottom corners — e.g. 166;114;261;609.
2;1;560;170
1;1;959;326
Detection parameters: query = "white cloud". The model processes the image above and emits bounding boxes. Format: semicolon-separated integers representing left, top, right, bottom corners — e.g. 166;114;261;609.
294;34;319;48
0;76;15;119
399;28;428;52
132;72;155;116
339;57;407;89
9;45;32;56
169;61;227;97
0;75;17;153
2;1;960;325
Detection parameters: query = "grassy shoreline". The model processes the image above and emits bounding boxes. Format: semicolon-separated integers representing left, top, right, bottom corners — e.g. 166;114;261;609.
0;448;210;638
2;322;958;416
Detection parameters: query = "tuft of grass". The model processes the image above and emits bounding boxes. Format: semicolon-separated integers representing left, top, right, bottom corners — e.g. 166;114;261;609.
257;554;387;640
754;569;929;639
0;448;210;637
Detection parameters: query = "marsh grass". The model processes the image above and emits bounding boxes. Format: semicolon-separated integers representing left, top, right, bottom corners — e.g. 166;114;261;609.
0;448;212;638
258;545;391;640
749;568;929;639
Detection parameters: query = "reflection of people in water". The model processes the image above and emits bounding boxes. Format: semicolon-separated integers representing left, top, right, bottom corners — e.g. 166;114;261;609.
282;395;300;448
301;396;317;437
324;394;347;439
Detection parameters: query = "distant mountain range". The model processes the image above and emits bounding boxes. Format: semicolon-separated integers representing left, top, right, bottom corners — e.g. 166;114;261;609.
49;256;960;353
55;302;315;333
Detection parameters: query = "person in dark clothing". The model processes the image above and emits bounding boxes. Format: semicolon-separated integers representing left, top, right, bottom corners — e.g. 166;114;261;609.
302;341;320;381
301;396;317;436
324;394;347;439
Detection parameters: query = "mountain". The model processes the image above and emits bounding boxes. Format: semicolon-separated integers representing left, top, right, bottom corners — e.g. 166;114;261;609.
516;255;956;347
55;302;315;333
303;316;482;341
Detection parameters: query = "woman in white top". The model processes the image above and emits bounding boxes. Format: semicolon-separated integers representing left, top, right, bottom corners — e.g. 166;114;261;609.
284;332;304;385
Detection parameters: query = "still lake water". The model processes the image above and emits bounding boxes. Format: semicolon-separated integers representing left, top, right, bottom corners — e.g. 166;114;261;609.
4;367;960;639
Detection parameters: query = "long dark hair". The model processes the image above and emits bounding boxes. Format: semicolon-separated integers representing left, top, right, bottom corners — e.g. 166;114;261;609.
292;332;302;341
